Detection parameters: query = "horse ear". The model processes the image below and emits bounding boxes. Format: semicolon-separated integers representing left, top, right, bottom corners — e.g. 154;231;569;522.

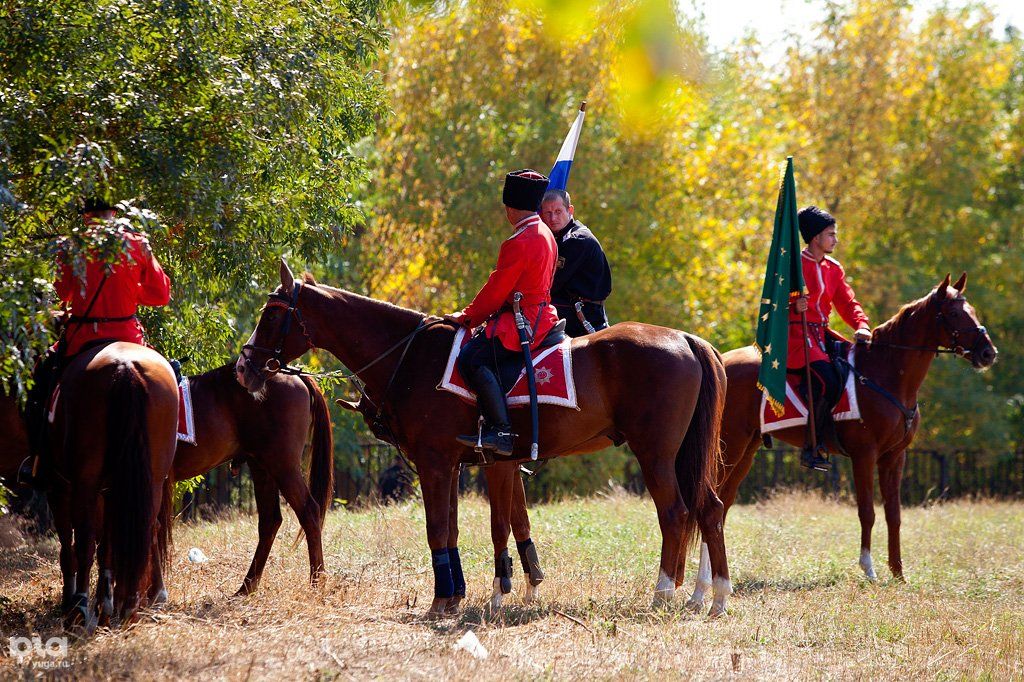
953;272;967;292
937;273;951;299
279;259;295;294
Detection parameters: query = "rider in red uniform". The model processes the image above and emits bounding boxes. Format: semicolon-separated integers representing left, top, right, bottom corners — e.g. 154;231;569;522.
789;205;871;471
21;198;171;485
445;170;558;458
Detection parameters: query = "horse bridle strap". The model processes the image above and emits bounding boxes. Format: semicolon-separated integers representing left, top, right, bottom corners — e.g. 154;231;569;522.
865;299;987;358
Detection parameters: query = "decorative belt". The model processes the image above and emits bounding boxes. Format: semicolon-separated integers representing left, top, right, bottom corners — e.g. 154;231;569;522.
68;313;138;324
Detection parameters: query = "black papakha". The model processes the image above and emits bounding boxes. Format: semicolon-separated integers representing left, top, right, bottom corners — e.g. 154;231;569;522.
798;205;836;243
502;170;549;211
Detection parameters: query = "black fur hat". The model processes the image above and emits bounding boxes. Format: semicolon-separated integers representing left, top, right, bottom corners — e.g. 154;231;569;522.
798;205;835;243
502;170;549;211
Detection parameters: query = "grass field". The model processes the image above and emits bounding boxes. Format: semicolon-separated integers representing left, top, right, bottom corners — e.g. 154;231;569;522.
1;490;1022;680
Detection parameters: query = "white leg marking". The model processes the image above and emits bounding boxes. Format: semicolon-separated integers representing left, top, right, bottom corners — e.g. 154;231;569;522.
653;568;675;604
860;548;877;581
489;577;504;610
686;542;712;611
523;580;538;604
710;576;732;617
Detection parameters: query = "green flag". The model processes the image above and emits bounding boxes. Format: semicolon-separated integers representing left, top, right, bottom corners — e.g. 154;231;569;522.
755;157;805;416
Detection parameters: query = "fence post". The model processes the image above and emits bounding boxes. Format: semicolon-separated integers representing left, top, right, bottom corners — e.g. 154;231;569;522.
936;452;949;500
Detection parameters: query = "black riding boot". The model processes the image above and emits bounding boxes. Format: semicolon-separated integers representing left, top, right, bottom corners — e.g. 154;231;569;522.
800;365;834;472
800;392;833;472
456;368;515;457
21;351;60;488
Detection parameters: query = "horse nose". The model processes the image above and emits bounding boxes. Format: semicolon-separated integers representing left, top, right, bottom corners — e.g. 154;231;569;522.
980;346;997;366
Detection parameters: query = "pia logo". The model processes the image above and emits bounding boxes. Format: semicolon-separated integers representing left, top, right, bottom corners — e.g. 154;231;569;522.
6;635;69;668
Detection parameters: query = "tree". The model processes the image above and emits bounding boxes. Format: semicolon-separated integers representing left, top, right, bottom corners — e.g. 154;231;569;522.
0;0;391;389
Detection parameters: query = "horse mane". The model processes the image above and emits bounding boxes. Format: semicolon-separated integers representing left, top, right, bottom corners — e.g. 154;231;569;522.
301;272;428;323
870;288;937;347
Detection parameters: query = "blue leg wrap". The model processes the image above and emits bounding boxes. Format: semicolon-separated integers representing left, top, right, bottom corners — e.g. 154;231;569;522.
431;548;454;599
448;547;466;598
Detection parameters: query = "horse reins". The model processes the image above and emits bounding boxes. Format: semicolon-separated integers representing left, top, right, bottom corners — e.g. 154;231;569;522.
837;296;989;435
240;283;451;474
862;297;989;359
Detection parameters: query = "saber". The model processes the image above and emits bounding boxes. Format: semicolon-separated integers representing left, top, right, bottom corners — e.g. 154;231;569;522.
573;301;597;334
512;292;539;461
800;309;819;459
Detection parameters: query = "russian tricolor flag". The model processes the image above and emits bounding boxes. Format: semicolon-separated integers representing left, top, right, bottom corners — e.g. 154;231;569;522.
547;101;587;191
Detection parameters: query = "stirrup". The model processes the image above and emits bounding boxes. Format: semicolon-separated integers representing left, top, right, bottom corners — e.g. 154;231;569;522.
800;447;831;472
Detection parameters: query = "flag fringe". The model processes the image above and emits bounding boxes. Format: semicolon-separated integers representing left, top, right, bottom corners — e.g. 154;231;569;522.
756;380;786;417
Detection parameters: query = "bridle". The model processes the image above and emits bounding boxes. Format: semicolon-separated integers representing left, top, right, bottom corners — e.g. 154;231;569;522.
239;281;314;378
866;294;990;360
237;281;450;475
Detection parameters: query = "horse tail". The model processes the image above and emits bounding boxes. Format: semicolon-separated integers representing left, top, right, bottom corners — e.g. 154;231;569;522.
106;362;155;607
676;335;726;554
156;473;174;575
300;374;334;527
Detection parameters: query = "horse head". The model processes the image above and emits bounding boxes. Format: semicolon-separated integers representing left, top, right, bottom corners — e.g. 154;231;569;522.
931;272;998;369
235;259;319;394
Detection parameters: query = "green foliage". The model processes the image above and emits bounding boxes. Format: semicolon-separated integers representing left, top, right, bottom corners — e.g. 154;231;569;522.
347;0;1023;466
0;0;391;386
173;474;204;511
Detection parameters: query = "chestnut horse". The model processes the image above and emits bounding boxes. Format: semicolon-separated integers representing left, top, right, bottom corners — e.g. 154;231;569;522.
49;342;179;631
173;363;333;594
237;261;731;617
684;274;996;609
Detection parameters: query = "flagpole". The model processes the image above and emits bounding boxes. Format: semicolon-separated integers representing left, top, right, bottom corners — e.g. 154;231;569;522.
800;310;818;453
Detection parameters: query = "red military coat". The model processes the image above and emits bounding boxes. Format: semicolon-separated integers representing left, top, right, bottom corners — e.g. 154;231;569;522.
787;250;870;368
462;214;559;352
56;229;172;356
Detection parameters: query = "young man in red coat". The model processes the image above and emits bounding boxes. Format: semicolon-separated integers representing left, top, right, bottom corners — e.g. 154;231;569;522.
20;197;172;485
789;205;871;471
445;170;558;458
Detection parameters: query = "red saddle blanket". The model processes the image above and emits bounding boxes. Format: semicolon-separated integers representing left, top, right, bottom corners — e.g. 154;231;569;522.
437;328;578;409
48;376;196;445
760;348;861;434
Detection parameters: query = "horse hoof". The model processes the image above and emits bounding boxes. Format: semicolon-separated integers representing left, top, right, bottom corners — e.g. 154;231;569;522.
445;595;464;615
233;585;256;598
64;601;96;635
707;604;727;619
151;589;169;608
684;598;703;614
489;593;504;611
427;597;450;617
523;582;539;605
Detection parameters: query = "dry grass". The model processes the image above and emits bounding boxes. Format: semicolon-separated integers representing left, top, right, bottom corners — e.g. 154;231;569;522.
1;490;1023;680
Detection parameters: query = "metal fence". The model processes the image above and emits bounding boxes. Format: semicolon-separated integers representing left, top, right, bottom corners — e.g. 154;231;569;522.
177;444;1024;518
735;446;1024;505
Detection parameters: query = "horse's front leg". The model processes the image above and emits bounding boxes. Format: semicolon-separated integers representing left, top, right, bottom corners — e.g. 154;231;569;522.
852;451;879;581
878;450;907;581
444;467;466;614
483;461;516;609
419;459;457;616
